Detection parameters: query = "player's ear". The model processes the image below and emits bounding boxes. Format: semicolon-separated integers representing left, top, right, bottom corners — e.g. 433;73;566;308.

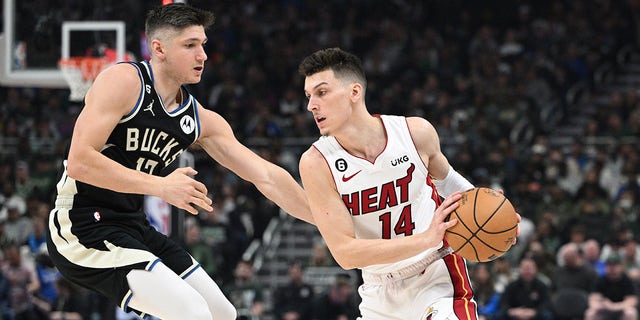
150;39;165;59
350;83;363;101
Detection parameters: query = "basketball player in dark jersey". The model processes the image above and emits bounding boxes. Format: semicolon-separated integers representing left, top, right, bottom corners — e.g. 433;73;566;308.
46;4;313;320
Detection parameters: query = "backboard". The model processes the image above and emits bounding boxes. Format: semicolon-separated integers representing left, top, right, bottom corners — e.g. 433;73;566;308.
0;0;130;88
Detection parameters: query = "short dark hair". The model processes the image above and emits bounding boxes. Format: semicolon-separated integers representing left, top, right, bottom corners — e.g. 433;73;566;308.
298;47;367;89
145;3;215;38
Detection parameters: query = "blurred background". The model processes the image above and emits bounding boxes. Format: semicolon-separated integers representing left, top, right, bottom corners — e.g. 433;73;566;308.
0;0;639;319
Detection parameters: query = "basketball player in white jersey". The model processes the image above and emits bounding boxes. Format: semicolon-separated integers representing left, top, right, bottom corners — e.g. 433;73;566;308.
46;4;313;320
298;47;520;319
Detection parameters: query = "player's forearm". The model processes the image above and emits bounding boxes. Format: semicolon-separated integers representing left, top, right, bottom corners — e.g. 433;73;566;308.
67;148;160;196
256;167;315;225
329;233;440;270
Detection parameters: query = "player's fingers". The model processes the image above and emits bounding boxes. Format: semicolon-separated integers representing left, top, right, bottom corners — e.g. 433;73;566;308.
192;181;211;204
178;166;198;176
441;201;459;216
180;202;198;215
437;192;461;216
444;191;462;203
443;218;458;229
514;213;522;237
190;192;212;209
190;197;213;213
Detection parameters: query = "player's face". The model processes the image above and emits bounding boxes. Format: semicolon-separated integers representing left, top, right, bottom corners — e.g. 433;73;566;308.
165;25;208;84
304;70;352;136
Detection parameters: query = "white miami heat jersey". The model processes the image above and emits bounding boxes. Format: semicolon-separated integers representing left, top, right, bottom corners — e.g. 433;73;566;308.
313;115;443;274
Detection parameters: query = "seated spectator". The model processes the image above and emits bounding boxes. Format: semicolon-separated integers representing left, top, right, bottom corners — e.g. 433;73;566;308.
49;277;90;320
0;270;12;320
620;238;640;275
497;257;553;320
492;257;517;294
583;238;606;276
183;217;219;281
311;274;359;320
307;240;337;268
556;225;588;266
223;259;265;320
272;260;315;320
529;213;561;256
601;228;634;262
22;208;59;313
1;242;42;320
585;254;638;320
3;195;32;245
521;240;554;286
552;242;597;293
470;263;501;320
611;188;639;236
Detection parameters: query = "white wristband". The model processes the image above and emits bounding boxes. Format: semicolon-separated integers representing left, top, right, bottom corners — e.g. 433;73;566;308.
432;166;474;198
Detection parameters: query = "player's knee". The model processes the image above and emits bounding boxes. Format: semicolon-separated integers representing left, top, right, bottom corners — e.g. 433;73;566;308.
178;294;213;320
183;306;212;319
211;298;236;320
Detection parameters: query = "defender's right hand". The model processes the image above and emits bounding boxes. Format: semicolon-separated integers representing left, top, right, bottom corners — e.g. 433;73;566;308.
160;167;213;215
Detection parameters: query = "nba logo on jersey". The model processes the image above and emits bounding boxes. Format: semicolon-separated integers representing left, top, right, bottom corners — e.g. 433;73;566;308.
93;211;102;222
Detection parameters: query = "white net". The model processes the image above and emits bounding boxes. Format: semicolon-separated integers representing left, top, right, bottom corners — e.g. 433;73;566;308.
59;57;110;102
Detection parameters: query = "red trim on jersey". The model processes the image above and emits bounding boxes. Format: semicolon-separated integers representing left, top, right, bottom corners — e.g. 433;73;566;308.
427;174;450;246
426;175;442;206
434;174;476;318
443;253;477;319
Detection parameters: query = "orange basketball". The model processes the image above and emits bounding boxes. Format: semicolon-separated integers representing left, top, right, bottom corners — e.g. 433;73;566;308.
444;187;518;262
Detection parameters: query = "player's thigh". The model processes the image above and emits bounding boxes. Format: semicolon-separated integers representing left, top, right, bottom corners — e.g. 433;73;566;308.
409;260;476;320
356;282;404;320
142;225;196;274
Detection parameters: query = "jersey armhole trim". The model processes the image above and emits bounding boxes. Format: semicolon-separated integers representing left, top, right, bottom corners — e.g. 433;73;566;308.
119;62;146;123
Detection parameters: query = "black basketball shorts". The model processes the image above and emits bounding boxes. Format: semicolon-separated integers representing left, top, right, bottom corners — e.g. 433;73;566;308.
46;204;200;314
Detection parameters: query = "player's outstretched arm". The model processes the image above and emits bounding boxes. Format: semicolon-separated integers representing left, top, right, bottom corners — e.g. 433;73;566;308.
299;147;460;270
195;105;314;224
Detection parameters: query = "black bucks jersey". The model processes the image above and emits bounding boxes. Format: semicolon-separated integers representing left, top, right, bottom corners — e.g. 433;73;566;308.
48;62;202;315
56;60;201;213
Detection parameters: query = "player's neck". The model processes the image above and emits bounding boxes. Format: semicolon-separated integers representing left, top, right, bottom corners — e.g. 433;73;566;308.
335;115;385;161
149;59;183;112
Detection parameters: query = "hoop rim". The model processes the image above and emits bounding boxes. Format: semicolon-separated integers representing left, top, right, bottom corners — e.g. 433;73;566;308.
58;56;112;101
58;56;110;80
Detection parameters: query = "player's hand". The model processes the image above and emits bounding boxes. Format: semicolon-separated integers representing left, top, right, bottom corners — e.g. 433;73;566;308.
496;188;521;245
160;167;213;215
423;192;461;248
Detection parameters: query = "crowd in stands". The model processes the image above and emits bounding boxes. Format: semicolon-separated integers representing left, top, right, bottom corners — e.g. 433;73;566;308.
1;0;640;319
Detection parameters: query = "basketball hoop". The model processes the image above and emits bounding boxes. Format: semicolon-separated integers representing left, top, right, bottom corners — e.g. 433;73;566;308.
59;57;111;102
